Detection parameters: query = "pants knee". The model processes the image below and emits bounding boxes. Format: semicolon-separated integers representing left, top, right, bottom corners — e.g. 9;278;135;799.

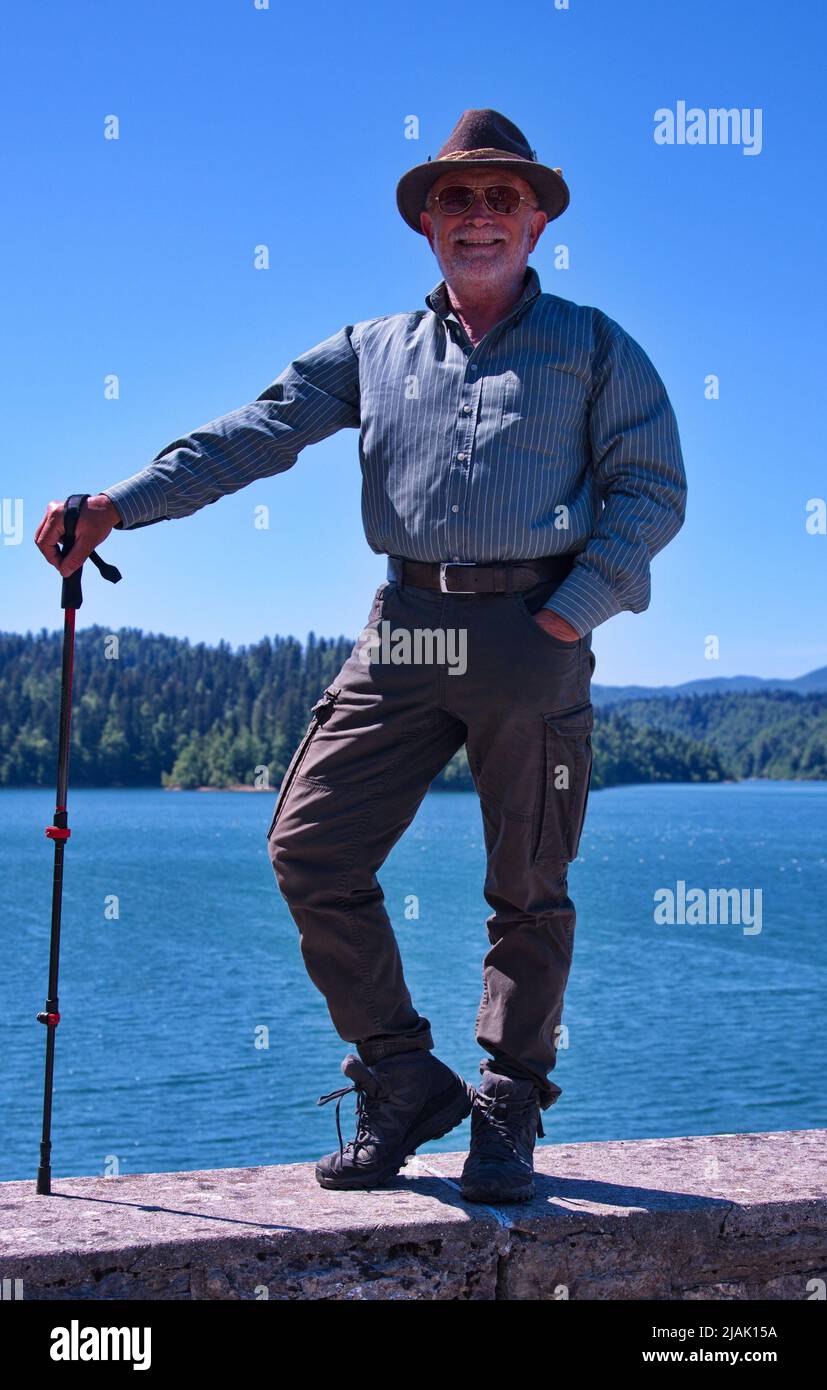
268;819;345;909
267;824;302;902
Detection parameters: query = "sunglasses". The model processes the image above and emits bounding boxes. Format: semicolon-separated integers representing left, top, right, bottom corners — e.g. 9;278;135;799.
426;184;539;217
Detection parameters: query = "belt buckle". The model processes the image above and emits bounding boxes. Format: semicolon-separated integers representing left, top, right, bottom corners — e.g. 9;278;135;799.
439;561;477;593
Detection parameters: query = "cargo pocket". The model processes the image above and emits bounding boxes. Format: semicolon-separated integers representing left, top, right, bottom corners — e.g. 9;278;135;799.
265;685;341;839
534;702;594;864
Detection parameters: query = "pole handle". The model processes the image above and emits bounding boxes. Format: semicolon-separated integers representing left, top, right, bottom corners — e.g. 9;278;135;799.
60;493;123;610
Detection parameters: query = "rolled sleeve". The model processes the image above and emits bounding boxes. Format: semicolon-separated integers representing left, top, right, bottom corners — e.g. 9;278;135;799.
101;325;362;531
544;319;687;635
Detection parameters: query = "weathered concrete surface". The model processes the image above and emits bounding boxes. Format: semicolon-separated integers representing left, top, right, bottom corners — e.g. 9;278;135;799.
1;1129;825;1300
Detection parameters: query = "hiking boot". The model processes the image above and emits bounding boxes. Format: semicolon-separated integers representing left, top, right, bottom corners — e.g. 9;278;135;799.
315;1049;474;1190
459;1070;545;1204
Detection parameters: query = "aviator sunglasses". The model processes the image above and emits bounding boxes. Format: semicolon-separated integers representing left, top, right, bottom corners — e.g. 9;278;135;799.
425;184;539;217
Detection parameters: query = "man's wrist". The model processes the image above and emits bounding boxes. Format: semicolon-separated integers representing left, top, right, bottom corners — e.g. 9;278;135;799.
91;493;124;528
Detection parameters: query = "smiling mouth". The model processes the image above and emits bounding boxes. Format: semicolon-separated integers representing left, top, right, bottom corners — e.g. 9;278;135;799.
455;238;504;247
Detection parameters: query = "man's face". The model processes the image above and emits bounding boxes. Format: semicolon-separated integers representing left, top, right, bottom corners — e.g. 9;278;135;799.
419;169;548;288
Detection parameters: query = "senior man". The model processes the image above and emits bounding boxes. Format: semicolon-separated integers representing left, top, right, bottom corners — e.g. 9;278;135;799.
35;109;687;1204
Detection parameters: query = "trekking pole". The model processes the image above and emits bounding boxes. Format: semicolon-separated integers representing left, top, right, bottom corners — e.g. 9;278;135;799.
36;494;122;1195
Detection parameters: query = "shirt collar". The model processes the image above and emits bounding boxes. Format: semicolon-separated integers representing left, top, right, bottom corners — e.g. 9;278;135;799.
425;264;541;326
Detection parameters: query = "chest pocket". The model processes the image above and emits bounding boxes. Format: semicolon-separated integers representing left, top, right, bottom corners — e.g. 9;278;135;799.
499;366;589;458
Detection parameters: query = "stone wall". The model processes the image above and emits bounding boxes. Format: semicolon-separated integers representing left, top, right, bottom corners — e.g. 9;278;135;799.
1;1129;825;1300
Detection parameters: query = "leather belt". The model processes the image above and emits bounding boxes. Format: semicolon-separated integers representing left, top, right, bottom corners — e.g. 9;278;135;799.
386;554;574;595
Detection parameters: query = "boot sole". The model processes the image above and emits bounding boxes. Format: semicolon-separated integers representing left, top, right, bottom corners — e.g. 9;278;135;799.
315;1076;473;1190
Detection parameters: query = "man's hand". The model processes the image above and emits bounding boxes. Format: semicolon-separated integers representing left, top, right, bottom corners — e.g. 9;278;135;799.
34;494;122;577
533;607;580;642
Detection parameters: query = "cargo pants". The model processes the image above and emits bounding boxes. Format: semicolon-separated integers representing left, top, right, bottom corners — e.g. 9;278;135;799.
266;567;595;1110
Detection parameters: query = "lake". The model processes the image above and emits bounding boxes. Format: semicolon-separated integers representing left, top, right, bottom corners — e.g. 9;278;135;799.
1;781;824;1183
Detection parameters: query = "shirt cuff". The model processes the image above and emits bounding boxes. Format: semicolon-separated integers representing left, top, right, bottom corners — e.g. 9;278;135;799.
541;564;624;636
100;475;171;530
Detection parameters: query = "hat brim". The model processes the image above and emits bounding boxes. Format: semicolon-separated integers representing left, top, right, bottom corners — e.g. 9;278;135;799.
396;157;569;234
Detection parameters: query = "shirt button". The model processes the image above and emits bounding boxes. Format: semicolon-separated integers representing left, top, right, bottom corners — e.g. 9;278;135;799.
461;405;472;415
451;504;459;512
470;364;479;373
456;452;468;462
452;555;460;562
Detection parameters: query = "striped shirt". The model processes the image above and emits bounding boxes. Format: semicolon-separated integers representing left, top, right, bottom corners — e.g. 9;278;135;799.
103;265;687;635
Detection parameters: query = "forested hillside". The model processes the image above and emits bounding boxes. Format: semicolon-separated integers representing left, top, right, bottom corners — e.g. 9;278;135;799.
1;626;817;791
615;690;827;780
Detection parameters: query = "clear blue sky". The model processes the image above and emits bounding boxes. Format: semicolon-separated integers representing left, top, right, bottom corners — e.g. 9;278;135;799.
3;0;824;685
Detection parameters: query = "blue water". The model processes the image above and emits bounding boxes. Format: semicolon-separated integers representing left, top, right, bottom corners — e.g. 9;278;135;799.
2;782;825;1182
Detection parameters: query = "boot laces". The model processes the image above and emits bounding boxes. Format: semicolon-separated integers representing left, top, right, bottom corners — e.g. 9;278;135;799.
473;1091;544;1161
316;1080;388;1166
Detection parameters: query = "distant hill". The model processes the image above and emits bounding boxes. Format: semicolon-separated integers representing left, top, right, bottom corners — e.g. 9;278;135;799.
592;665;827;707
0;628;824;789
0;625;728;791
615;690;827;780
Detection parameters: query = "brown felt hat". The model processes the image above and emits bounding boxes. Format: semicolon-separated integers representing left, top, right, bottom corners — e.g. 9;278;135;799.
396;108;569;234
